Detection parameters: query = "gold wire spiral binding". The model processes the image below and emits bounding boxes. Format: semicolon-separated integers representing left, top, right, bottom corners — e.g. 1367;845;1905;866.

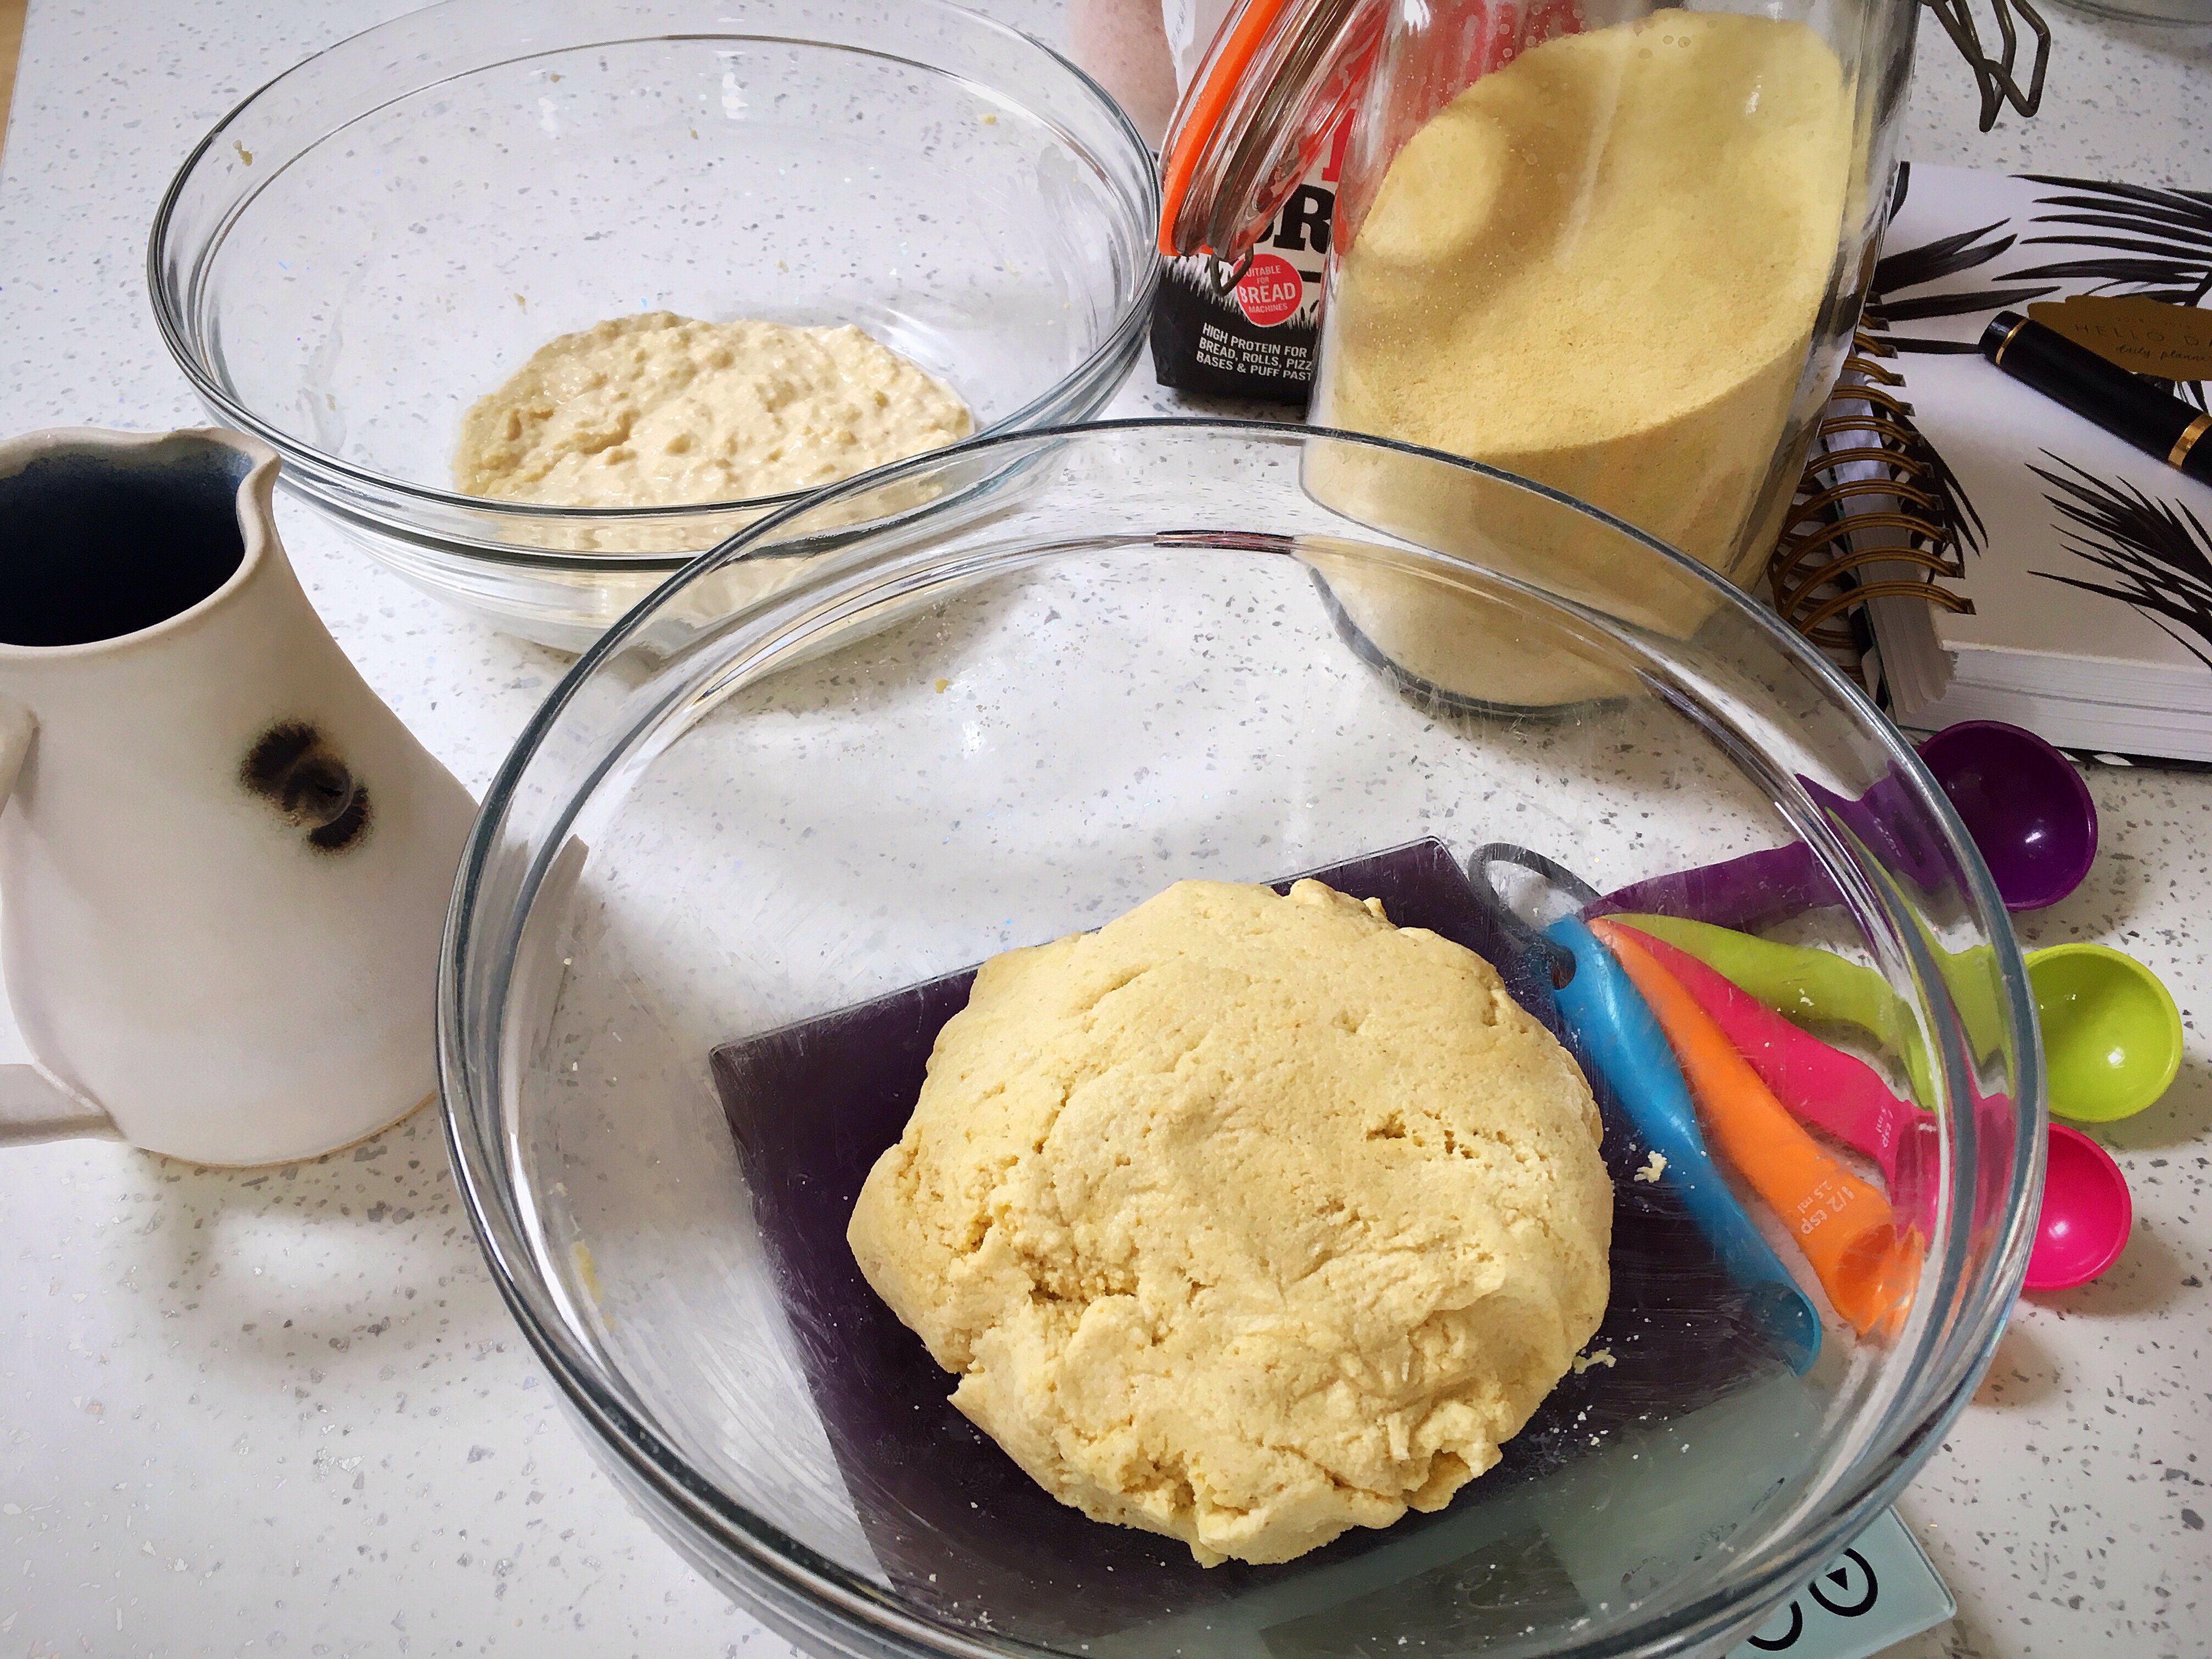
1768;331;1977;653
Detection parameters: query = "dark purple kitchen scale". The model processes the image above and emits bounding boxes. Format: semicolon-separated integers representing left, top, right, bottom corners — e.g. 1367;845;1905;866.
710;839;1798;1650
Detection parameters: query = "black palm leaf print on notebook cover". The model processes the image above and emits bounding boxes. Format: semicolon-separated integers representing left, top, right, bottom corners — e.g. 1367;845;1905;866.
1847;162;2066;558
1865;224;2061;356
2030;455;2212;673
2007;176;2212;410
1858;160;2057;356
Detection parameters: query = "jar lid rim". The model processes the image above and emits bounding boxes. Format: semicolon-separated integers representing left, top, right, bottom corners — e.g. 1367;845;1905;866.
1156;0;1381;266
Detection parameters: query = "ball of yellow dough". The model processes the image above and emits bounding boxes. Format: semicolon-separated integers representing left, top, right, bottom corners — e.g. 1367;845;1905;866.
848;878;1612;1567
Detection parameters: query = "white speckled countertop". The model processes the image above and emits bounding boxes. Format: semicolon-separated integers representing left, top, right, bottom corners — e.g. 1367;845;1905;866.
1;3;2207;1654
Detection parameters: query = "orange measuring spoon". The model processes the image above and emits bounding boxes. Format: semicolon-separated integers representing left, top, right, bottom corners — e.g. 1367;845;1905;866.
1590;919;1920;1335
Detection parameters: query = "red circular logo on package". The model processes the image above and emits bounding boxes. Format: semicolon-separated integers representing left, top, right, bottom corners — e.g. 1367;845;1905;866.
1234;254;1304;328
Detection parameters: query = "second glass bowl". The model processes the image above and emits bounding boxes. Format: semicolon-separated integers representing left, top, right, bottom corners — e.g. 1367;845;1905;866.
151;0;1159;649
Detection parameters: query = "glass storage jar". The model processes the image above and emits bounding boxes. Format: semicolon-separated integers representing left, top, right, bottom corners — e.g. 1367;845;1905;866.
1160;0;1920;594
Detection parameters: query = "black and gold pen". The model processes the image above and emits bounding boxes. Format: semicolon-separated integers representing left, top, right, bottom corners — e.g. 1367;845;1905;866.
1981;309;2212;486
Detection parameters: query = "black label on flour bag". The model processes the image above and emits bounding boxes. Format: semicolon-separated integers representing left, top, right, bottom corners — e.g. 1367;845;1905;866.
1152;116;1346;405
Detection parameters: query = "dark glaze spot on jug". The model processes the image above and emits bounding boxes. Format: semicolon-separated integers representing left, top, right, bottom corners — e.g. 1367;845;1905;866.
242;720;372;854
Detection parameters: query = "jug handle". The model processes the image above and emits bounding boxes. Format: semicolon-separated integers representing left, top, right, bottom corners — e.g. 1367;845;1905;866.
0;699;123;1146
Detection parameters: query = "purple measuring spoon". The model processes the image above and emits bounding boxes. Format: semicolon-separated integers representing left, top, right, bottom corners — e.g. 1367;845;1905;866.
1919;721;2101;912
1596;720;2098;928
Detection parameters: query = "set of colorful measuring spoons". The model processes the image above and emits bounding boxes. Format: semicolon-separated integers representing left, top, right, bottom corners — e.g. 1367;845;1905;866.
1613;913;2153;1291
1591;718;2174;1288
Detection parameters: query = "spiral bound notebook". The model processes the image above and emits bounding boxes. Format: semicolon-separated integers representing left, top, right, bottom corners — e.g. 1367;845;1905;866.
1769;163;2212;764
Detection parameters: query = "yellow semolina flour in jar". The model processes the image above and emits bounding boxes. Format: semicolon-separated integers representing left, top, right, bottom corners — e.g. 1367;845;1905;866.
1312;10;1853;586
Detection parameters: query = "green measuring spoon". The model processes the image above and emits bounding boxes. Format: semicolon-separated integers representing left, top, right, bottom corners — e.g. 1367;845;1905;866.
2029;943;2182;1124
1616;916;2181;1123
1610;914;1934;1103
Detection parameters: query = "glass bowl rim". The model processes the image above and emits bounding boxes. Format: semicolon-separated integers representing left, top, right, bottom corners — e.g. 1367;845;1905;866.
145;0;1163;544
438;416;2044;1658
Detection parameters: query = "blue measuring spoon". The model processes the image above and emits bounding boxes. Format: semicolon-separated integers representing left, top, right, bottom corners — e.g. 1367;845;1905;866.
1545;916;1822;1375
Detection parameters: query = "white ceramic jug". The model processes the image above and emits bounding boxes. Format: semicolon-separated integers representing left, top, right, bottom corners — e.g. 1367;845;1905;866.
0;427;477;1165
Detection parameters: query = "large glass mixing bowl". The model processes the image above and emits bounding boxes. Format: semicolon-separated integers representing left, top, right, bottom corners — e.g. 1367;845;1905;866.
150;0;1158;651
441;422;2040;1657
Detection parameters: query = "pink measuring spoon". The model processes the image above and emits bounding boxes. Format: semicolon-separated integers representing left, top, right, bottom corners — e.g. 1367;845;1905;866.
1608;924;1939;1232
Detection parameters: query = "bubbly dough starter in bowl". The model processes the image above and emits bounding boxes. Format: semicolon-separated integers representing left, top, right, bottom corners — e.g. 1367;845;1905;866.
848;878;1612;1567
453;312;972;508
